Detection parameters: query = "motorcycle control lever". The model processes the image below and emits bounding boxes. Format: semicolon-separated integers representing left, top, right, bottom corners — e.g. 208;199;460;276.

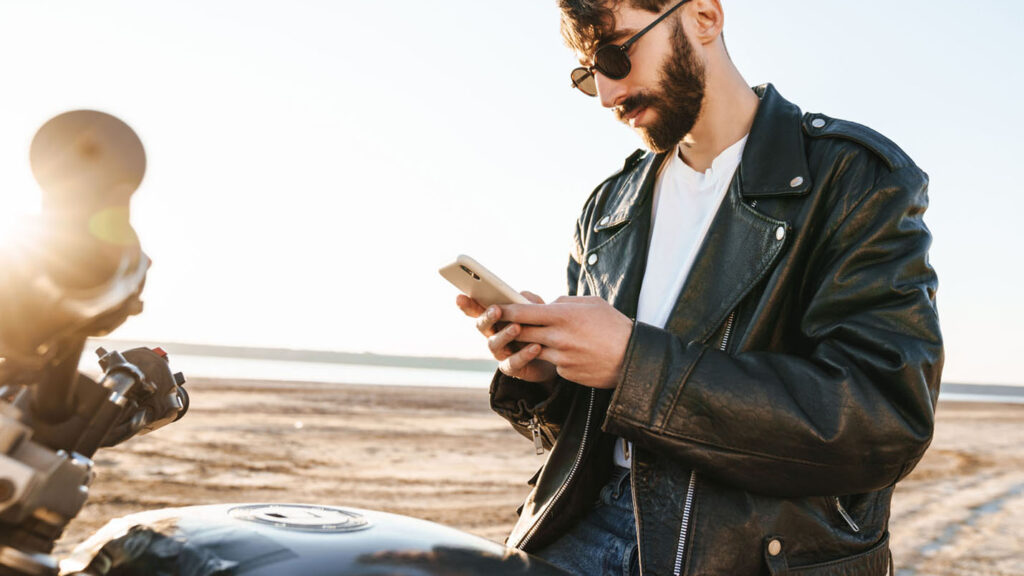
0;111;187;575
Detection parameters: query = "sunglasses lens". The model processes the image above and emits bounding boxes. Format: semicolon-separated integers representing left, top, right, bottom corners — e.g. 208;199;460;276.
570;68;597;97
595;46;630;79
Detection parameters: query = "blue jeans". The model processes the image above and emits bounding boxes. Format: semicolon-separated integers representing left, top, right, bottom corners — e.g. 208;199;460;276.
535;467;640;576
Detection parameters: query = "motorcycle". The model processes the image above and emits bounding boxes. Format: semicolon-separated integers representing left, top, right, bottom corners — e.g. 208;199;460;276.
0;111;566;575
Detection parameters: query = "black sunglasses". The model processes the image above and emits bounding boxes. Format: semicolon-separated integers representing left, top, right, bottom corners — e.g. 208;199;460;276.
570;0;691;97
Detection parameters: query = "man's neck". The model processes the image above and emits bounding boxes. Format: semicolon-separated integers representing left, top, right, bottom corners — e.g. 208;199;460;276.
677;62;759;173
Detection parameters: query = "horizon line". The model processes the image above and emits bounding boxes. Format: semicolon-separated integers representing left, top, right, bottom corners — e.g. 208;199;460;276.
87;337;498;373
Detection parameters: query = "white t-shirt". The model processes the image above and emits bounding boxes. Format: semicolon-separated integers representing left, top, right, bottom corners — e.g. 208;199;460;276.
614;136;748;468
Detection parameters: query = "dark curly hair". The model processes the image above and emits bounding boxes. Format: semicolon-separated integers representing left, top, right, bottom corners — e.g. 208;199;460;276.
558;0;674;56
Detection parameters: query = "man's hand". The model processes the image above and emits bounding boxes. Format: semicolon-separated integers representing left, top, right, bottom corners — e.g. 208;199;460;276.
501;296;633;389
456;292;558;383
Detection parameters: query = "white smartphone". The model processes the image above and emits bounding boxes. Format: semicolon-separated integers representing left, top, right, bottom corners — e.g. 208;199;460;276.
439;254;530;308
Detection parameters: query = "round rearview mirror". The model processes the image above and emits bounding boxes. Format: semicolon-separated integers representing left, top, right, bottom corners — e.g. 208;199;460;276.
30;110;146;210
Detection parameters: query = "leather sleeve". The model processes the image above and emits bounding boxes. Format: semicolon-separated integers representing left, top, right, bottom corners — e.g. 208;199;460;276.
602;165;943;497
489;373;574;448
489;221;588;447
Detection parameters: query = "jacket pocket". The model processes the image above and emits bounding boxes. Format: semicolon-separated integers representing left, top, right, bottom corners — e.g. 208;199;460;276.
763;533;891;576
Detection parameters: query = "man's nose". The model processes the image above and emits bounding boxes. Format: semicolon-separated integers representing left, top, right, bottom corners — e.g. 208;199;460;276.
595;73;628;109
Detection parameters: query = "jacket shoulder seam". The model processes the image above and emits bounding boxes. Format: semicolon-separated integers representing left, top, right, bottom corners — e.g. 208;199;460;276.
803;114;914;172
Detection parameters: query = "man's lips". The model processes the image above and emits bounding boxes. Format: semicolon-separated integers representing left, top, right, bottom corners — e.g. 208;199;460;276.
622;106;646;127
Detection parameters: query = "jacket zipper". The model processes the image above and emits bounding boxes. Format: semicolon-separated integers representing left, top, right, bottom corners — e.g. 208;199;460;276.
671;309;738;574
669;199;762;573
527;415;545;455
834;497;861;532
719;310;737;352
629;456;644;575
517;388;597;549
672;471;699;575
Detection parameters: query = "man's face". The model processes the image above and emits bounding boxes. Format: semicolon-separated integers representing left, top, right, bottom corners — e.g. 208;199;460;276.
586;4;706;152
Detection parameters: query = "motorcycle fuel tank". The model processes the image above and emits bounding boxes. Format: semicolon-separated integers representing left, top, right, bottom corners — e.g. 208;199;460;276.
60;503;569;576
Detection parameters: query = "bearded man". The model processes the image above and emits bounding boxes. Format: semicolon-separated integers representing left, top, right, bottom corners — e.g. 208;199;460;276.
455;1;942;574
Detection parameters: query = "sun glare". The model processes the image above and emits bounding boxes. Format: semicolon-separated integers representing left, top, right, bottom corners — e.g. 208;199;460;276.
0;179;42;252
0;209;27;251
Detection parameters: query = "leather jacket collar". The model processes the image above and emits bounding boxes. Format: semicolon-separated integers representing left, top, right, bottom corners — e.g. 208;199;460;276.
596;83;813;235
588;84;797;346
740;84;813;198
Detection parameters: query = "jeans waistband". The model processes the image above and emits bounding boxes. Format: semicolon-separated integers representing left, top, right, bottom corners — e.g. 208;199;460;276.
609;465;631;499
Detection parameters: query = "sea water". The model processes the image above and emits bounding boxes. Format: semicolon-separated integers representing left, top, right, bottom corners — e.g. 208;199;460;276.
79;353;496;388
76;351;1024;402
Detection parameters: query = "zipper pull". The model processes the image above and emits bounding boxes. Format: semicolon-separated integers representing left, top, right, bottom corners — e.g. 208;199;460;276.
528;416;544;455
834;497;861;532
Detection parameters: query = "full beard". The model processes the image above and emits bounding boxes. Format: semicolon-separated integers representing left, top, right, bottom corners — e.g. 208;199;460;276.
616;19;706;153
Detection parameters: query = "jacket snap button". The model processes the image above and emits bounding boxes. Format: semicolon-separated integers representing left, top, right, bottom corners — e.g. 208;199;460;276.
775;226;786;241
811;118;826;129
587;253;598;266
789;176;804;188
598;216;610;227
768;539;782;556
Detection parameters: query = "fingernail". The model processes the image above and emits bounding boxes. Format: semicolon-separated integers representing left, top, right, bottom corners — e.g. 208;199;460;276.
507;324;519;336
530;344;541;354
487;307;498;320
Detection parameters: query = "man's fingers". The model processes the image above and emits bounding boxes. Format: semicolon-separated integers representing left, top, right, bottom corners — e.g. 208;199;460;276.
499;343;542;375
501;303;559;326
475;305;502;336
488;323;521;360
552;295;591;304
536;346;561;368
521;291;546;304
456;294;486;318
517;325;562;349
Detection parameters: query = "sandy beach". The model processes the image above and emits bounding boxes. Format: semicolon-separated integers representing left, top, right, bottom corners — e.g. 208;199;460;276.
55;378;1024;575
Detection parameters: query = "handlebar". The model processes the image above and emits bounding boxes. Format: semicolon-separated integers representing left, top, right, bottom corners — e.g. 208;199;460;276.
0;110;184;575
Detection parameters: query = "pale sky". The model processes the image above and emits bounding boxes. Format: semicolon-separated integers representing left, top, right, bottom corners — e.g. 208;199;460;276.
0;1;1020;385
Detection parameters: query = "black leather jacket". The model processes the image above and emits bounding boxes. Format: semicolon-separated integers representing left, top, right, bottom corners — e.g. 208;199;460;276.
490;84;942;576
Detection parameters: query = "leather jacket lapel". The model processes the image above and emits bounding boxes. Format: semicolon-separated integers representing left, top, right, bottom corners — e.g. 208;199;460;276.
583;153;666;319
662;84;811;345
662;182;788;345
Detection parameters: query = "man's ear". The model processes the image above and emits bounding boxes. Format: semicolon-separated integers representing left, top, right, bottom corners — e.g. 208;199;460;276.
687;0;724;46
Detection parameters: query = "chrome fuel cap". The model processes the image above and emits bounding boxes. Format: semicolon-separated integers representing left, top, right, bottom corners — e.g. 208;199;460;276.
229;504;371;532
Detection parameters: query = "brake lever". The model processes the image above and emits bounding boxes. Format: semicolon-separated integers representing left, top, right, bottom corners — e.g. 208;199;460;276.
95;346;188;450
